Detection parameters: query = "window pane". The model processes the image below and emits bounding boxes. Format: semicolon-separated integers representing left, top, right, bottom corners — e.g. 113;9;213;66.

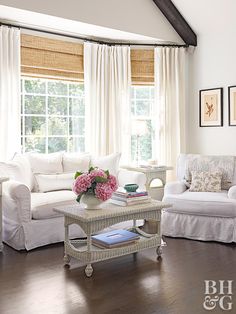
69;98;85;116
136;100;150;116
25;116;46;135
131;134;152;162
48;97;67;115
131;101;135;116
48;117;67;136
69;137;85;153
69;84;84;96
69;117;85;136
25;96;46;114
48;81;67;95
24;79;46;94
48;137;67;153
135;87;150;99
24;137;46;153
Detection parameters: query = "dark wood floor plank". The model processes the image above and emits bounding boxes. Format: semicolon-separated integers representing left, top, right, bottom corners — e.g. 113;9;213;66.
0;238;236;314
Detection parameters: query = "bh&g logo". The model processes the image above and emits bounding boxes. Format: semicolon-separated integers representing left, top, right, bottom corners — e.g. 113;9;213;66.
203;280;233;311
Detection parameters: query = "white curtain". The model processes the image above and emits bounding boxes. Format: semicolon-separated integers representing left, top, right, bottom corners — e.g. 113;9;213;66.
154;47;186;178
0;26;21;161
84;42;131;159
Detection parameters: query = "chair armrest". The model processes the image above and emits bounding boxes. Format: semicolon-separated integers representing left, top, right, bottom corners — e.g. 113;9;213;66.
164;181;187;195
228;186;236;199
2;180;31;223
117;169;146;190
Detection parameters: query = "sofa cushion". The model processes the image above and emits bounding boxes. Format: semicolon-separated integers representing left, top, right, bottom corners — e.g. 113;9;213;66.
0;154;33;191
91;153;121;176
62;152;90;172
31;190;77;219
28;152;63;174
163;190;236;218
34;173;74;193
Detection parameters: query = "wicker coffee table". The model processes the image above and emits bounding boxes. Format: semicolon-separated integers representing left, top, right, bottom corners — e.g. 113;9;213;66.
54;200;170;277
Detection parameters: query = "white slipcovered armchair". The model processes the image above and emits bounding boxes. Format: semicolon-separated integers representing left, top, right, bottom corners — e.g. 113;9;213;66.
1;152;146;250
162;154;236;243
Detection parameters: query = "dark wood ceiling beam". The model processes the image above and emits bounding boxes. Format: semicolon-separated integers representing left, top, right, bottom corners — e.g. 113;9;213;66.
153;0;197;46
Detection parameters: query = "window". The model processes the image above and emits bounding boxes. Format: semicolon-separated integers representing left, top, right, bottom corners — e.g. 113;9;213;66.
21;77;85;153
131;86;155;163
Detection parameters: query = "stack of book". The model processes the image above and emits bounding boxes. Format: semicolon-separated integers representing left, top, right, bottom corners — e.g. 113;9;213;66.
92;229;139;249
110;189;151;206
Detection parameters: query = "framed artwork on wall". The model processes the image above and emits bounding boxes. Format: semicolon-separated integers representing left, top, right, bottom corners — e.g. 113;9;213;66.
199;88;223;127
228;85;236;126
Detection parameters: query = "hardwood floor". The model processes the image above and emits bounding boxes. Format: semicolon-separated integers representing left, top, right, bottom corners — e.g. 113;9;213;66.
0;238;235;314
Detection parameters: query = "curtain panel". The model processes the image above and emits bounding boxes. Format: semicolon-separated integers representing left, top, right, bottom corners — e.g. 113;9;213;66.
0;26;21;161
154;47;186;178
84;43;131;159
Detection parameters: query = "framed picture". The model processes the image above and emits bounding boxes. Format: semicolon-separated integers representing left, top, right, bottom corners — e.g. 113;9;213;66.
228;86;236;126
199;88;223;127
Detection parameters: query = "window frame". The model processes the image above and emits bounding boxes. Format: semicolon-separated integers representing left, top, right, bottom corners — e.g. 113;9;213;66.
130;85;156;163
21;76;85;154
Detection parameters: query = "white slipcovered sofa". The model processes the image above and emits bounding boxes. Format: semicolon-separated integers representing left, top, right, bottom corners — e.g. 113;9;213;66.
0;152;146;250
162;154;236;243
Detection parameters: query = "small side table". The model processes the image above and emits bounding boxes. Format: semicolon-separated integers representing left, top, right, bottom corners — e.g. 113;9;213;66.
121;166;173;200
0;177;9;252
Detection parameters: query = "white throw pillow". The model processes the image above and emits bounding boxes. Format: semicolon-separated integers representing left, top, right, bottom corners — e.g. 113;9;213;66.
62;152;90;172
91;153;121;175
28;152;63;174
0;154;33;190
34;173;74;193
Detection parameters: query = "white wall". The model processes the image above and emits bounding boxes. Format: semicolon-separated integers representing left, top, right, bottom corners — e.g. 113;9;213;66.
0;0;183;43
174;0;236;155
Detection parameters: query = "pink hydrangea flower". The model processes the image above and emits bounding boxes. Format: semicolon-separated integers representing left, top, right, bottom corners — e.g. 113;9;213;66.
95;183;113;201
107;174;118;191
89;169;107;182
73;173;92;194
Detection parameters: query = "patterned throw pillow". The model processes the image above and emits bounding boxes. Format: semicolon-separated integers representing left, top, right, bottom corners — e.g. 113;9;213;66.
189;171;222;192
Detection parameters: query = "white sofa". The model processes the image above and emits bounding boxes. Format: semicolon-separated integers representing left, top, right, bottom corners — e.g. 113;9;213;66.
162;154;236;243
0;152;146;250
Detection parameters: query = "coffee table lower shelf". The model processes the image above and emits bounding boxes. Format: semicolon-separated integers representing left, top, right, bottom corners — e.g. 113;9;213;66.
64;229;163;277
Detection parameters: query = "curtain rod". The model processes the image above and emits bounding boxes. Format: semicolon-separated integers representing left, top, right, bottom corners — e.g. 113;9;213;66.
0;22;188;48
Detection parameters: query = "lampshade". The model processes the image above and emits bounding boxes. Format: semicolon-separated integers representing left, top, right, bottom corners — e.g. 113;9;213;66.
131;119;148;136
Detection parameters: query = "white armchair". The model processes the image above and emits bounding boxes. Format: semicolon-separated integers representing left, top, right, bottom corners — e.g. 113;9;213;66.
162;154;236;243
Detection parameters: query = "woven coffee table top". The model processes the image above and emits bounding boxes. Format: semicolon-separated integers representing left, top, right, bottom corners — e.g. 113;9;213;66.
54;199;170;223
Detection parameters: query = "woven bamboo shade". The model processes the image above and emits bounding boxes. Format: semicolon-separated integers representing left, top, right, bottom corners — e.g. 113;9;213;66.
131;49;154;85
21;34;84;81
21;34;154;84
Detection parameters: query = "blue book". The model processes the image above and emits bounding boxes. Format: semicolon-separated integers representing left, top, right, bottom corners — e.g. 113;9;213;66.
92;229;139;247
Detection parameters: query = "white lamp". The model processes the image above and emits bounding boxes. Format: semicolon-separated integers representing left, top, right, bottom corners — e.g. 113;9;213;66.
131;119;148;165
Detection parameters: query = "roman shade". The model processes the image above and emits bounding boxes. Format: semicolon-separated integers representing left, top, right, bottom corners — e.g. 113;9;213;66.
131;49;154;85
21;34;154;84
21;34;84;81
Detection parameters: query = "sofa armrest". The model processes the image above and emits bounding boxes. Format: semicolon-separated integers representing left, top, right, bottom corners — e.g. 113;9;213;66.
117;169;146;190
228;185;236;199
2;180;31;223
164;181;187;195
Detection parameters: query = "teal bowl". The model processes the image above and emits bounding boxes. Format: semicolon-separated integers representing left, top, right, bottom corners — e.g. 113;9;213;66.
124;184;139;193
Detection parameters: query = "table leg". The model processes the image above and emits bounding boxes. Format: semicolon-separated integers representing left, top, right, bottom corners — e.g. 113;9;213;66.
64;223;71;265
85;234;93;277
156;246;162;257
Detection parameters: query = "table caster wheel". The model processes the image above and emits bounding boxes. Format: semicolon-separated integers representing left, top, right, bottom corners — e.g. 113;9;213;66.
85;264;93;277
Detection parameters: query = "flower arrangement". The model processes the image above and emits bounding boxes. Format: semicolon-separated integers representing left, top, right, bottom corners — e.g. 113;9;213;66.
73;167;118;202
